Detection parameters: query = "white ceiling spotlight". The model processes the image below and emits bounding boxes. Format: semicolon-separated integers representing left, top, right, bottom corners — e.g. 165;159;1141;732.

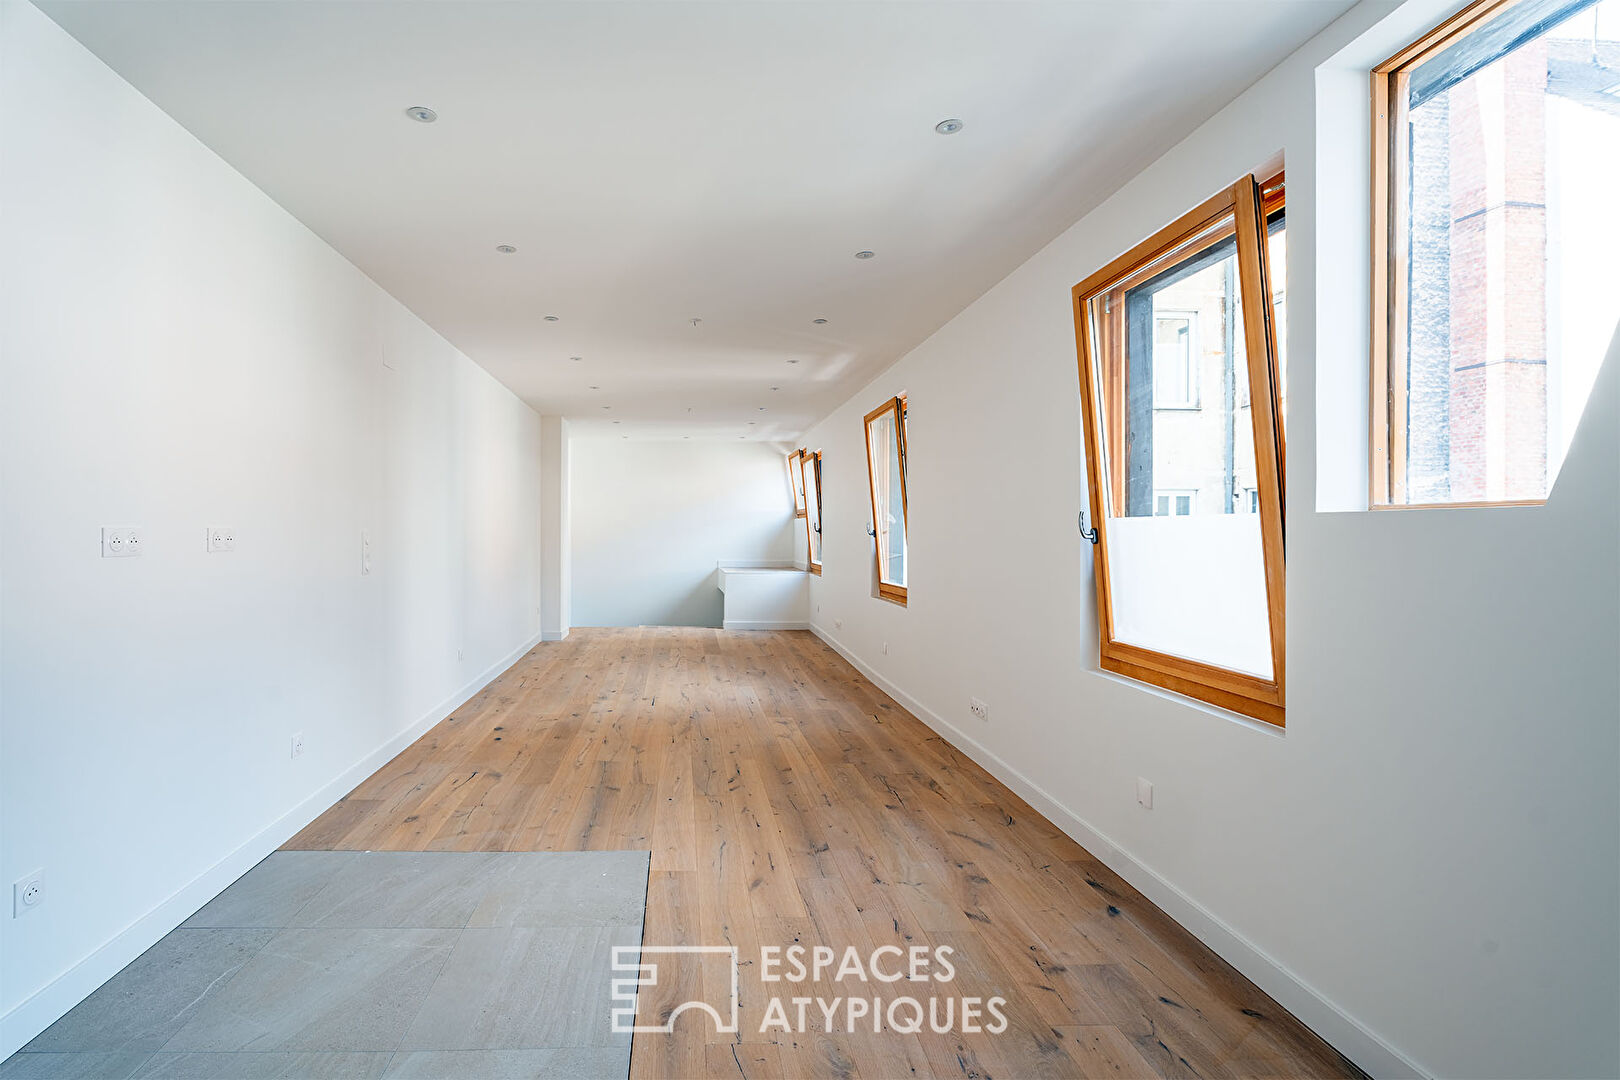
495;244;517;254
934;118;964;135
854;250;875;260
570;356;582;362
405;105;437;123
543;315;559;322
813;318;828;324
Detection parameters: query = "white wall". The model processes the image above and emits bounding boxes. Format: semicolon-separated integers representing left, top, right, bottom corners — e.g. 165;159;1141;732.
798;1;1620;1077
571;440;796;627
0;0;543;1054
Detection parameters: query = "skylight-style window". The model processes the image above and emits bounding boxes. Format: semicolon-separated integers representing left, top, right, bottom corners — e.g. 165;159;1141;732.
801;450;823;574
1372;0;1620;505
1073;174;1287;725
863;396;909;604
789;449;807;517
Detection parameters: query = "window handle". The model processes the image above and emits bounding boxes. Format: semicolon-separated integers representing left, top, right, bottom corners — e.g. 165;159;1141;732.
813;522;821;534
1078;512;1099;545
866;524;877;538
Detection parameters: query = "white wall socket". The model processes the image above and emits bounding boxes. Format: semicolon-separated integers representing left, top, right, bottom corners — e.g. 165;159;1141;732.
360;530;372;576
834;618;843;629
1137;777;1154;809
13;870;43;917
882;641;889;655
207;527;235;553
969;697;989;721
290;732;305;759
101;527;143;557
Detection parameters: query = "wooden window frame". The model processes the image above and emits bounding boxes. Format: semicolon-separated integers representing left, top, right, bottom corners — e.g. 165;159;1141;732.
1071;174;1287;726
801;449;823;575
1369;0;1551;510
789;448;808;517
862;395;910;605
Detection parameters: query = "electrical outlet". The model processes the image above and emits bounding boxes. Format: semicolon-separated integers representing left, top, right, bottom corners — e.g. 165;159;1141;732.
13;870;43;917
1137;777;1154;809
101;527;143;557
360;530;372;576
456;648;464;662
969;697;989;721
290;732;305;760
207;527;235;553
882;642;889;655
834;618;843;630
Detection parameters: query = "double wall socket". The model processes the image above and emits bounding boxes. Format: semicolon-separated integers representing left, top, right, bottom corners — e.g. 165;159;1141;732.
207;528;236;552
101;528;143;557
969;697;989;721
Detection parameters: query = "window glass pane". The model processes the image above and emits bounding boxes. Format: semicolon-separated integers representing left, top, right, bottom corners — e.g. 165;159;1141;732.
803;454;821;564
1086;211;1274;678
789;452;805;510
1402;0;1620;502
867;408;907;587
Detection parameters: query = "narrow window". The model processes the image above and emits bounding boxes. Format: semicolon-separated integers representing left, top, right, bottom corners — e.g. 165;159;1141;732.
1073;174;1286;724
863;396;909;604
801;450;823;574
789;449;807;517
1372;0;1620;506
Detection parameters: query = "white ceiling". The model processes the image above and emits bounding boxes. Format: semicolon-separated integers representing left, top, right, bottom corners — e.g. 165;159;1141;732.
39;0;1353;442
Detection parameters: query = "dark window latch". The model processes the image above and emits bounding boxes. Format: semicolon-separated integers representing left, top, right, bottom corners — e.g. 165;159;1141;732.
1078;512;1099;545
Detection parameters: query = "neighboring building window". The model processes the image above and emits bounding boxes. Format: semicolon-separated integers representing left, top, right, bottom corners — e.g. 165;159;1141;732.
863;396;909;604
1153;490;1196;516
1153;312;1199;408
789;449;807;517
801;450;823;574
1073;173;1286;725
1372;0;1620;506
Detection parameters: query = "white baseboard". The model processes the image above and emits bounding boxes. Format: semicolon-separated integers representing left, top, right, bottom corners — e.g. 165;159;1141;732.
540;628;569;642
0;630;545;1060
722;619;810;631
809;623;1426;1080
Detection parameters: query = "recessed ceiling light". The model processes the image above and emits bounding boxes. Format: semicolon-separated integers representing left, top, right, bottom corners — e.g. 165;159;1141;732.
748;421;756;425
787;360;800;365
758;407;766;411
683;435;691;440
690;318;703;327
589;385;600;390
935;118;964;135
613;419;621;424
495;244;517;254
854;250;875;260
570;356;583;362
405;105;438;123
602;405;611;410
543;315;560;322
770;386;780;391
813;318;828;325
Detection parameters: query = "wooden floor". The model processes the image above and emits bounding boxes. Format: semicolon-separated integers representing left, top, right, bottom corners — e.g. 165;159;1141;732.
288;627;1362;1079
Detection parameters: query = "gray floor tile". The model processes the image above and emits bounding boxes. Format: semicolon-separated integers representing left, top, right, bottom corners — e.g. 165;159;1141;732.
464;852;649;929
183;853;352;929
382;1048;628;1079
289;855;499;929
131;1053;390;1079
0;1053;153;1080
160;929;456;1053
23;930;275;1053
399;926;641;1051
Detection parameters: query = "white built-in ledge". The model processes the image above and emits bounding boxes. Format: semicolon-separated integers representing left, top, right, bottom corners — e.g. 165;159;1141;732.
717;563;810;630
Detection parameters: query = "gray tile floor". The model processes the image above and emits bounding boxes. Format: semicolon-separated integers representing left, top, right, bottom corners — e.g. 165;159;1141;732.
3;852;650;1080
